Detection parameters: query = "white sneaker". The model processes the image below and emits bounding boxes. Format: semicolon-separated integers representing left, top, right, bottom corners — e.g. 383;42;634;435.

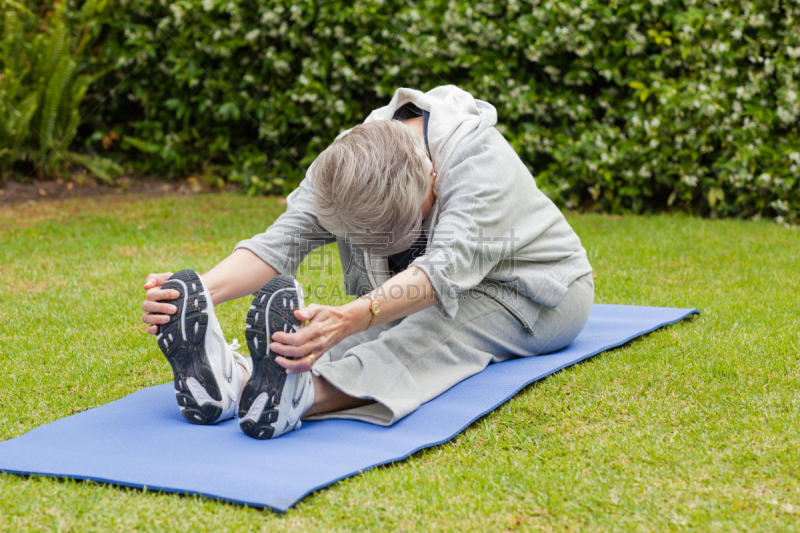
239;275;316;439
156;269;248;425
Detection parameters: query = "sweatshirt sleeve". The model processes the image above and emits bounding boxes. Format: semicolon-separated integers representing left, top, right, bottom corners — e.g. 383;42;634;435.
234;169;336;275
409;155;509;319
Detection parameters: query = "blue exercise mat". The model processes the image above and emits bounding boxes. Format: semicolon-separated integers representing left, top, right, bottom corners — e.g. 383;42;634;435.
0;304;698;511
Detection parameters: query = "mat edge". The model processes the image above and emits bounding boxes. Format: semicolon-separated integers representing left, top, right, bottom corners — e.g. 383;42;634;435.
0;468;289;512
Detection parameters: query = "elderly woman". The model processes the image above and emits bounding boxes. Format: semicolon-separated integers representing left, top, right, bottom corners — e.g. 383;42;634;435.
141;86;594;440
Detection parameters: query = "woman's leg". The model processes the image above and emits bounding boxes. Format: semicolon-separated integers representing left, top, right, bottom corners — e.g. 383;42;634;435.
307;375;374;415
486;273;595;362
305;291;528;425
236;354;373;415
522;272;594;357
304;273;594;424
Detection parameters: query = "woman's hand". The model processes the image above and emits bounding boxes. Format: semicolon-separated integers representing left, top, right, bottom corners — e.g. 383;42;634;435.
270;300;371;373
141;272;179;335
270;267;438;372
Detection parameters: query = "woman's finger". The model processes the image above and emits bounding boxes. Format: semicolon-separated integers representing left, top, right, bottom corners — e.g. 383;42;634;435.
272;322;317;346
270;339;321;358
145;287;180;302
142;300;178;314
142;312;171;326
143;272;174;290
294;304;322;322
276;354;316;374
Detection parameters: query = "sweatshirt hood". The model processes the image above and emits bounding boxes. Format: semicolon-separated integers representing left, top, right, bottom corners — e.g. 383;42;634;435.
364;85;498;172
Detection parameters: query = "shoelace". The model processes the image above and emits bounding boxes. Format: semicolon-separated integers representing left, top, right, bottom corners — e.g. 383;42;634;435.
228;339;252;374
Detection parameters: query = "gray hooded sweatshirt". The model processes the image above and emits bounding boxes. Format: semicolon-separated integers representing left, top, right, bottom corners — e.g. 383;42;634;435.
235;86;592;327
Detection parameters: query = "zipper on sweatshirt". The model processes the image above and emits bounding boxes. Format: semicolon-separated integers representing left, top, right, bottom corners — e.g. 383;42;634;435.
470;285;534;335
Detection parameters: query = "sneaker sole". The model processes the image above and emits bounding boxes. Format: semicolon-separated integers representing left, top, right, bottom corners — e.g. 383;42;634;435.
239;275;304;439
157;269;223;425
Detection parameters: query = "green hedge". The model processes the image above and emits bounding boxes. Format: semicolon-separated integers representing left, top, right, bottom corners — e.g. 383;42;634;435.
68;2;800;222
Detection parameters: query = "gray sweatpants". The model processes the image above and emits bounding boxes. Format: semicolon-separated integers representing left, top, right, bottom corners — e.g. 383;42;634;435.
305;273;594;426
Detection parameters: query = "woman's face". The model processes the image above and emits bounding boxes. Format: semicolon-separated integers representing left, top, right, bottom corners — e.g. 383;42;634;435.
420;166;437;219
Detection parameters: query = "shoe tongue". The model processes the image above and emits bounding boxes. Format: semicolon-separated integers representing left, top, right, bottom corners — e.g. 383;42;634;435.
230;344;253;375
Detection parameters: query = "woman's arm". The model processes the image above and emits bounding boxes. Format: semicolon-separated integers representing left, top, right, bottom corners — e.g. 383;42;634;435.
202;248;280;304
270;266;439;373
140;249;279;335
142;169;334;335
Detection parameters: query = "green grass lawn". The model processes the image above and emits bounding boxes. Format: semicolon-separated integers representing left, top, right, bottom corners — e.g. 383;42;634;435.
0;194;798;532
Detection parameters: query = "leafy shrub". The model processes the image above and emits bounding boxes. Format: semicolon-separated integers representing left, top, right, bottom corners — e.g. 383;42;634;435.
0;0;121;181
82;1;800;223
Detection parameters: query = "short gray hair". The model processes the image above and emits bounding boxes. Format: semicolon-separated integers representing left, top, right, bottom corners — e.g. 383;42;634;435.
312;120;430;255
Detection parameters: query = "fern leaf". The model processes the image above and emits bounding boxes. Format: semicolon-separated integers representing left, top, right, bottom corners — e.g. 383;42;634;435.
41;58;77;170
43;14;67;80
68;153;123;184
10;91;40;161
